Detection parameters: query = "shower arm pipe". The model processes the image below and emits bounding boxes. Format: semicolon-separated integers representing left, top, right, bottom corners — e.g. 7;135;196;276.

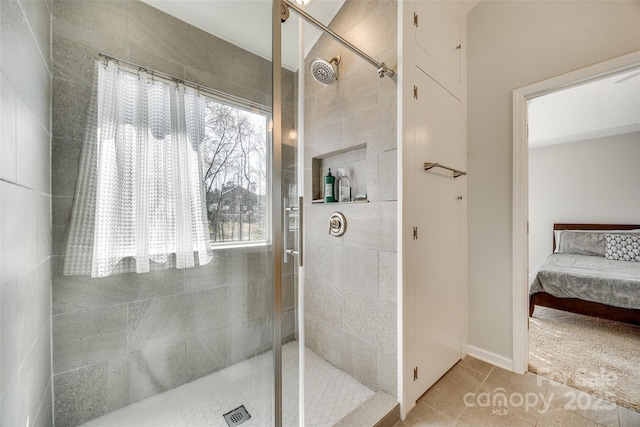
281;0;395;79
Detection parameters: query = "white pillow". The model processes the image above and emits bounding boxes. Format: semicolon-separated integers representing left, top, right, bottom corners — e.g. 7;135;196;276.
554;229;640;255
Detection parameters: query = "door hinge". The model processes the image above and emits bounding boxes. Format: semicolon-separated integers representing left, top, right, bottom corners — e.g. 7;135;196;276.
413;226;418;240
526;124;529;139
413;85;418;99
413;12;418;27
413;366;418;381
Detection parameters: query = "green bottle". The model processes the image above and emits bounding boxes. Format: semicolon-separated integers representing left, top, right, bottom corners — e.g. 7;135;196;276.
324;168;336;203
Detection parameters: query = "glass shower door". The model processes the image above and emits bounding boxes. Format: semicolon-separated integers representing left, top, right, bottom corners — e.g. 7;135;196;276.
274;1;304;425
49;1;292;426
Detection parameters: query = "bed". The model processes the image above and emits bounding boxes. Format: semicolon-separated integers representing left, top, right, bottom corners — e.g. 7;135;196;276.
529;223;640;326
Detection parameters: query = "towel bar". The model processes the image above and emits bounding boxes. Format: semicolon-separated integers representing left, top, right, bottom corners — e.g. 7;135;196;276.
423;162;467;178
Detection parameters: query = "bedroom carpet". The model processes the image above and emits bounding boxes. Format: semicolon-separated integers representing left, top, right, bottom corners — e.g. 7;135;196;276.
529;306;640;412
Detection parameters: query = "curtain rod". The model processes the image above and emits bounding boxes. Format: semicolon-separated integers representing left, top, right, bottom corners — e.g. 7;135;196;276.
98;53;271;114
281;0;395;79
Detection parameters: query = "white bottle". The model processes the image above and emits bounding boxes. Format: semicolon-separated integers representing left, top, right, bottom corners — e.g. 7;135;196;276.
337;169;351;203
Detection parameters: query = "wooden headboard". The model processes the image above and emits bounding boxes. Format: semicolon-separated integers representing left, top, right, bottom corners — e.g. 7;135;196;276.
552;223;640;251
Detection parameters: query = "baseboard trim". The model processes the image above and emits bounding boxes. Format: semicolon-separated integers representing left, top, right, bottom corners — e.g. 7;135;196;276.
466;345;513;371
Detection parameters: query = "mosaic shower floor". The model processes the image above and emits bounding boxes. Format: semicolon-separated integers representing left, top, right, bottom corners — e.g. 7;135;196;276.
80;341;374;427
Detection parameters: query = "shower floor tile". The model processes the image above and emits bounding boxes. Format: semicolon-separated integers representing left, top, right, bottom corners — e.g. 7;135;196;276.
80;341;374;427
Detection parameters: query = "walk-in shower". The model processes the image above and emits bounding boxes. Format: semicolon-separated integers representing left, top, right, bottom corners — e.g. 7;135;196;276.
49;1;398;426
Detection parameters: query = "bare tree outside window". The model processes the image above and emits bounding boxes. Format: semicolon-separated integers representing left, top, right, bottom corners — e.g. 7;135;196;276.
201;99;268;243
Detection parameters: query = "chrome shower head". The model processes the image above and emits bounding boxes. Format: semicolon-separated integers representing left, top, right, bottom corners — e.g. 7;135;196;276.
310;55;340;85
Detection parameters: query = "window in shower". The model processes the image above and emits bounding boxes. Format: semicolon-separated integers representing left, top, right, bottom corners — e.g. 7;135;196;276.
64;57;269;278
202;100;268;244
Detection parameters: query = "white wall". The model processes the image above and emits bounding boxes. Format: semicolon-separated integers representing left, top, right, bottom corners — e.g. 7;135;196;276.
467;1;640;361
529;132;640;273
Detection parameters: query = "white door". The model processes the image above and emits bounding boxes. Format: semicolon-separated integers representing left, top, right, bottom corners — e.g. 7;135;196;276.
406;65;467;403
413;0;463;100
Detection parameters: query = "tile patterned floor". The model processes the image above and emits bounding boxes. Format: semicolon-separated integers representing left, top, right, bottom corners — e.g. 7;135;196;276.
80;341;374;427
396;355;640;427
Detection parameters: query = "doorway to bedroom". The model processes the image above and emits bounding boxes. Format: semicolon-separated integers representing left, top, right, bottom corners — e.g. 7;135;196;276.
524;63;640;414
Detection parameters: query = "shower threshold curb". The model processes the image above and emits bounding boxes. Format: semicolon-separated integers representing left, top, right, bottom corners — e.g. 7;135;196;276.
333;391;399;427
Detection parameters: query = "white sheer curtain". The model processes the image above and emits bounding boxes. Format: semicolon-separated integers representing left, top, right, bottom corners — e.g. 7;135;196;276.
64;59;212;278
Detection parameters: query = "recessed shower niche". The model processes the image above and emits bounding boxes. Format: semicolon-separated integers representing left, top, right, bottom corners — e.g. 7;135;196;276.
311;143;368;203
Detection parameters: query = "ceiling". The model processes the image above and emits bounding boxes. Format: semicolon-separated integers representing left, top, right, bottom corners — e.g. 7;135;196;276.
528;68;640;148
141;0;346;71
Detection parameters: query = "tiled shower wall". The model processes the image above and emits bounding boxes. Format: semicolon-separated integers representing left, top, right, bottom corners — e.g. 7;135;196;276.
51;2;296;426
1;0;53;426
303;0;398;397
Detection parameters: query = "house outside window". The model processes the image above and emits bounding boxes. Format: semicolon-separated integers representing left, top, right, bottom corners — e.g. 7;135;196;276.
201;99;268;244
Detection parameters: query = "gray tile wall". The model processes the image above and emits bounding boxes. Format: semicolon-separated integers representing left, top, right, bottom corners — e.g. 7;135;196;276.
51;1;297;426
1;0;53;426
303;0;398;397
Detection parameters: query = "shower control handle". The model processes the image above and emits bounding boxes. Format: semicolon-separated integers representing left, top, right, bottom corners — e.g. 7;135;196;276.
328;212;346;237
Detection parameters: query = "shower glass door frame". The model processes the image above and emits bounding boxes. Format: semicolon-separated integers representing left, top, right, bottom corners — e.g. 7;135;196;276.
271;1;284;425
271;2;306;425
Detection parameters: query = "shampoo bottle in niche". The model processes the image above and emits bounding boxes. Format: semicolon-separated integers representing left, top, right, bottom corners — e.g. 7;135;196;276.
337;168;351;202
324;168;335;203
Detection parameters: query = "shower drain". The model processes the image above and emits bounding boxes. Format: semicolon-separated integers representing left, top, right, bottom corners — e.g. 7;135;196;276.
223;405;251;427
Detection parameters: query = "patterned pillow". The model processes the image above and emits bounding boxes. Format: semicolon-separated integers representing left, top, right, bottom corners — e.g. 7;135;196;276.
605;233;640;262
